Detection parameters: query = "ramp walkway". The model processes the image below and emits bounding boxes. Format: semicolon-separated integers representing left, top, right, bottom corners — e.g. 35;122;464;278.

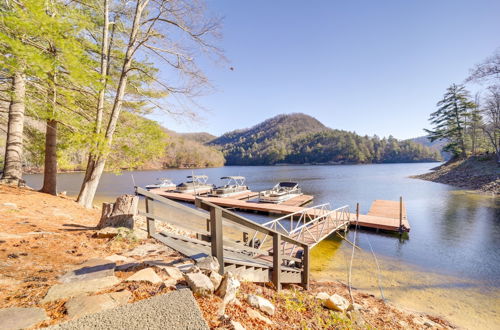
136;187;351;290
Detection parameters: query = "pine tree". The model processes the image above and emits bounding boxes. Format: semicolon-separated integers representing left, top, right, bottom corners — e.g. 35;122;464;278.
425;84;476;159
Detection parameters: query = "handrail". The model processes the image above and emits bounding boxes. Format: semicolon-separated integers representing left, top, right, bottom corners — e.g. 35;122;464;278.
289;205;349;235
195;197;308;248
262;203;330;226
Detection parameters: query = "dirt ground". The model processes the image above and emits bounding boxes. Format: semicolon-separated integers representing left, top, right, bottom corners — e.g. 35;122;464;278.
0;185;454;329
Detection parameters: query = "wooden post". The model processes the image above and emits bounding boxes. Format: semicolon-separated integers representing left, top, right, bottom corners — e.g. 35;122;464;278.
399;196;403;230
272;232;282;291
210;207;224;275
145;197;156;237
356;203;359;221
301;244;310;290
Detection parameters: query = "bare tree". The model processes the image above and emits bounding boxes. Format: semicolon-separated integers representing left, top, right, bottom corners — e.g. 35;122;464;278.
77;0;222;208
481;86;500;161
1;72;26;185
467;49;500;84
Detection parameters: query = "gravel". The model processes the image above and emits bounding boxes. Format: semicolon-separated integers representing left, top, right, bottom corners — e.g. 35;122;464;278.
48;289;208;330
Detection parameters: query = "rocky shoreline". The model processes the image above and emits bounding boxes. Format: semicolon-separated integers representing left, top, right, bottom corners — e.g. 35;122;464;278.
411;156;499;194
0;185;455;329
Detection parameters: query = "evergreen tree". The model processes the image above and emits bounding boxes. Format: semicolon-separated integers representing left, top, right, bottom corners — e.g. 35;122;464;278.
425;84;476;158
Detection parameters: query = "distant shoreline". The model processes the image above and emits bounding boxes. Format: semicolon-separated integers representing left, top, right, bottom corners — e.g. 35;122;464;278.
411;156;499;194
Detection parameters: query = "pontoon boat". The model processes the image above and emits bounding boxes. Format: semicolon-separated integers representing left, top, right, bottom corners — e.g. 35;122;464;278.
145;178;176;191
259;181;302;203
210;176;250;197
175;175;214;195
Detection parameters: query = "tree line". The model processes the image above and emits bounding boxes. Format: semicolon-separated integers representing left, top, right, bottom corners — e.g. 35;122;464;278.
0;0;222;207
212;113;442;165
426;49;500;161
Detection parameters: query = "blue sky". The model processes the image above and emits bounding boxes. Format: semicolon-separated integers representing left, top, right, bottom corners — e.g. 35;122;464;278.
149;0;500;140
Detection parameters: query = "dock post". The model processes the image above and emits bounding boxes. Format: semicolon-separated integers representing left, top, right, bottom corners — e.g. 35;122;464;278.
356;203;359;221
145;197;156;238
301;244;310;290
272;233;282;291
399;196;403;229
210;207;224;275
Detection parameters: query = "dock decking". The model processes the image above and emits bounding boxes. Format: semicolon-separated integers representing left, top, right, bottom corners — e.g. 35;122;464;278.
150;189;410;233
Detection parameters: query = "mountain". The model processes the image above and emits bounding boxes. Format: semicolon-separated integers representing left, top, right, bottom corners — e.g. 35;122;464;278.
410;136;451;160
210;113;442;165
178;132;217;144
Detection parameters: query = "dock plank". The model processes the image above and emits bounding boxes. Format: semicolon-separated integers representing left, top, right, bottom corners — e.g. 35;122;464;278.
152;190;410;233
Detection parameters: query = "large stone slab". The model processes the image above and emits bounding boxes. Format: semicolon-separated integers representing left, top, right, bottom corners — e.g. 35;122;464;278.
184;272;214;296
48;289;208;329
123;243;171;258
125;268;162;284
59;259;116;283
0;307;48;330
42;276;120;303
247;294;275;316
65;291;132;319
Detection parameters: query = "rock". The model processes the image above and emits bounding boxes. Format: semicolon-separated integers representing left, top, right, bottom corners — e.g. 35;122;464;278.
163;266;185;281
42;276;120;303
247;294;275;316
215;272;241;304
352;302;363;311
184;272;214;296
65;291;131;319
196;256;220;274
246;308;273;325
59;259;116;283
2;202;17;209
124;243;170;257
324;294;351;312
95;227;119;238
0;307;48;330
164;278;178;287
315;292;330;301
125;268;162;284
346;310;366;327
142;261;184;281
105;254;131;263
230;320;246;330
185;265;201;274
209;271;222;290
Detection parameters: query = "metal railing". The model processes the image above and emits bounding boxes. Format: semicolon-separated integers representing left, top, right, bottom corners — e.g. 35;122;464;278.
259;203;351;257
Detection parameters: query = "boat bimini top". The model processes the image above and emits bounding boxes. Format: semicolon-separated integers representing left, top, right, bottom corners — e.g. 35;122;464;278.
220;176;246;186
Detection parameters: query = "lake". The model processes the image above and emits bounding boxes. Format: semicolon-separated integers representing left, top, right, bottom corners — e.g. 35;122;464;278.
24;163;499;329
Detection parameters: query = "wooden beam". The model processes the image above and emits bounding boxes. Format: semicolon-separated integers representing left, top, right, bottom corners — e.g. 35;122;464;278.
145;197;155;237
272;232;282;291
301;244;310;290
211;207;224;275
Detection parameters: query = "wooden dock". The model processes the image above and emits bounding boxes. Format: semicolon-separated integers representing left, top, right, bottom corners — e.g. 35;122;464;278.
150;189;409;233
151;189;314;212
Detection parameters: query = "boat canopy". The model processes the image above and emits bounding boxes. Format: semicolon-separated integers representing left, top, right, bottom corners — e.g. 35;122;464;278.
278;181;299;188
220;176;246;186
186;175;209;184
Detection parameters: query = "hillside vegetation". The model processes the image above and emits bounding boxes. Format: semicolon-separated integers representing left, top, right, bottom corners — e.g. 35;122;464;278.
210;113;442;165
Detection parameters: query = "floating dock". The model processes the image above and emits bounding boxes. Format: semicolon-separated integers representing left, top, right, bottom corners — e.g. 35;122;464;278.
150;189;409;233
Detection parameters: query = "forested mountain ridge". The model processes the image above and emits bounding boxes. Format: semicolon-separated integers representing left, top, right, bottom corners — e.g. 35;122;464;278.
209;113;442;165
410;136;451;160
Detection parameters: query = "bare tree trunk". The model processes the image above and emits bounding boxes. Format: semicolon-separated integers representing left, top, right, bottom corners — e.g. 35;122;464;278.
40;119;58;195
77;0;110;207
1;72;26;185
77;0;148;208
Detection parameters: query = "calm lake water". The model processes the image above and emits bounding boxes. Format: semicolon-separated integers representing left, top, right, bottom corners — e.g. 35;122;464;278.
24;163;499;329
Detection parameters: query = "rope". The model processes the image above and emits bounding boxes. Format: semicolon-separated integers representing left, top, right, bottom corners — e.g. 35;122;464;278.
365;235;386;301
347;209;359;303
